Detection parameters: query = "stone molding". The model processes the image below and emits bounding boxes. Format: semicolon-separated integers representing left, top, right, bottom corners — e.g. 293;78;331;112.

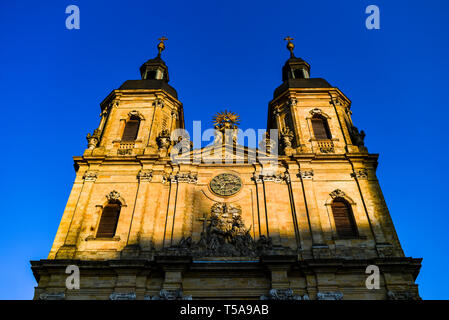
387;290;420;300
298;170;314;180
260;289;308;300
329;189;346;199
252;173;289;183
128;110;145;120
162;172;198;184
109;292;136;300
83;171;98;182
351;168;368;179
145;289;192;300
317;291;343;300
137;170;153;181
39;292;65;300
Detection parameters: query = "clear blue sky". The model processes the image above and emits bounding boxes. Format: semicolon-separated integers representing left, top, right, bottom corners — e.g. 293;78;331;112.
0;0;448;300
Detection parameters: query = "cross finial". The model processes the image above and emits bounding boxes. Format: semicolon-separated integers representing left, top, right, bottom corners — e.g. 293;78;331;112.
284;36;295;58
157;37;168;57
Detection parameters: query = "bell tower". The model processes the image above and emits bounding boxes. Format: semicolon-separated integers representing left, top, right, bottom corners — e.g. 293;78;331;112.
85;37;184;159
51;38;185;260
268;37;367;156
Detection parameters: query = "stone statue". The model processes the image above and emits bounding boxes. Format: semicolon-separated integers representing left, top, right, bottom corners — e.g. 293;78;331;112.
86;129;101;150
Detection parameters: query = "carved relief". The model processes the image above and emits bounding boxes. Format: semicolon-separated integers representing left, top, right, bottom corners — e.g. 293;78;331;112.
109;292;136;300
330;189;346;199
166;203;275;257
317;292;343;300
147;289;192;300
162;172;197;184
137;170;153;181
280;127;294;151
387;290;420;300
260;289;308;300
351;168;368;179
106;190;121;202
128;110;145;120
253;172;289;183
152;99;164;108
83;171;98;182
309;108;329;118
298;170;314;180
39;292;65;300
156;129;171;150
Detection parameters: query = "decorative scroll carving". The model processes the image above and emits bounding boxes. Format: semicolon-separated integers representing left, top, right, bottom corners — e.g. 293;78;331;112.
317;292;343;300
298;170;314;180
128;110;145;120
286;98;297;107
351;169;368;179
83;171;98;182
162;172;197;184
309;108;329;118
253;173;289;183
330;189;346;199
177;172;198;183
152;99;164;108
106;190;121;202
39;292;65;300
147;289;192;300
86;129;101;150
137;170;153;181
109;292;136;300
166;203;277;257
260;289;308;300
387;290;420;300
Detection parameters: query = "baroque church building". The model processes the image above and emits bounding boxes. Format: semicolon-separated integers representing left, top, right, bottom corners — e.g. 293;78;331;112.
31;38;421;300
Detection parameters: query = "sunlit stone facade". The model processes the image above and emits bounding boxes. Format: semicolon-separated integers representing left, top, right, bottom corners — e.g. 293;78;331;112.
31;40;421;300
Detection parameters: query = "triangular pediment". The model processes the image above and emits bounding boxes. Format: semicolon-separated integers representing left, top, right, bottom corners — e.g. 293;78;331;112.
172;142;276;164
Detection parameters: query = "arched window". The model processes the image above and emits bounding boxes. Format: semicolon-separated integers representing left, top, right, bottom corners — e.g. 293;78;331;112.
331;198;358;238
311;115;332;140
96;201;121;238
121;115;140;141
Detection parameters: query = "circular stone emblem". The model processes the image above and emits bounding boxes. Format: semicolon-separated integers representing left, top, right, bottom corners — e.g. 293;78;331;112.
210;173;242;197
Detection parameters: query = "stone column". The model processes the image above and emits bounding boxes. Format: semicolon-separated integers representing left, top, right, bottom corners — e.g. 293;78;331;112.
121;169;153;258
56;167;99;259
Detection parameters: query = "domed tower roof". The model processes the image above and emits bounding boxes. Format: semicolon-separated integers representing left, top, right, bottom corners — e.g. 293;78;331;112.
273;37;331;98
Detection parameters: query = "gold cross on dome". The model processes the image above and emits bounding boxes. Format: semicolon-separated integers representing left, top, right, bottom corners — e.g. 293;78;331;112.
157;37;168;56
284;36;295;57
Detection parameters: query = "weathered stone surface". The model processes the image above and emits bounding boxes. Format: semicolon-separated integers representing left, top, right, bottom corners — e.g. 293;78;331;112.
32;45;421;300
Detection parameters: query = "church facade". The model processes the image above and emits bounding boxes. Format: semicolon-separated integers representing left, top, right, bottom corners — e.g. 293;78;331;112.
31;39;421;300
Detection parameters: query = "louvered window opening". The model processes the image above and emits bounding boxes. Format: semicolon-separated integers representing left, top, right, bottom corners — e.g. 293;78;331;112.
311;117;331;140
122;116;140;141
331;198;358;238
96;203;121;238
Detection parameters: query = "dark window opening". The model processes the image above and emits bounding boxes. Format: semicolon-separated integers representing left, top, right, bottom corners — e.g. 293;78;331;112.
121;116;140;141
311;116;332;140
96;202;121;238
146;70;157;80
293;69;304;79
331;198;358;239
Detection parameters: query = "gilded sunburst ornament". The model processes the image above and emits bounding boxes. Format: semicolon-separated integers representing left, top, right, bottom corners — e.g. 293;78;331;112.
213;110;240;130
